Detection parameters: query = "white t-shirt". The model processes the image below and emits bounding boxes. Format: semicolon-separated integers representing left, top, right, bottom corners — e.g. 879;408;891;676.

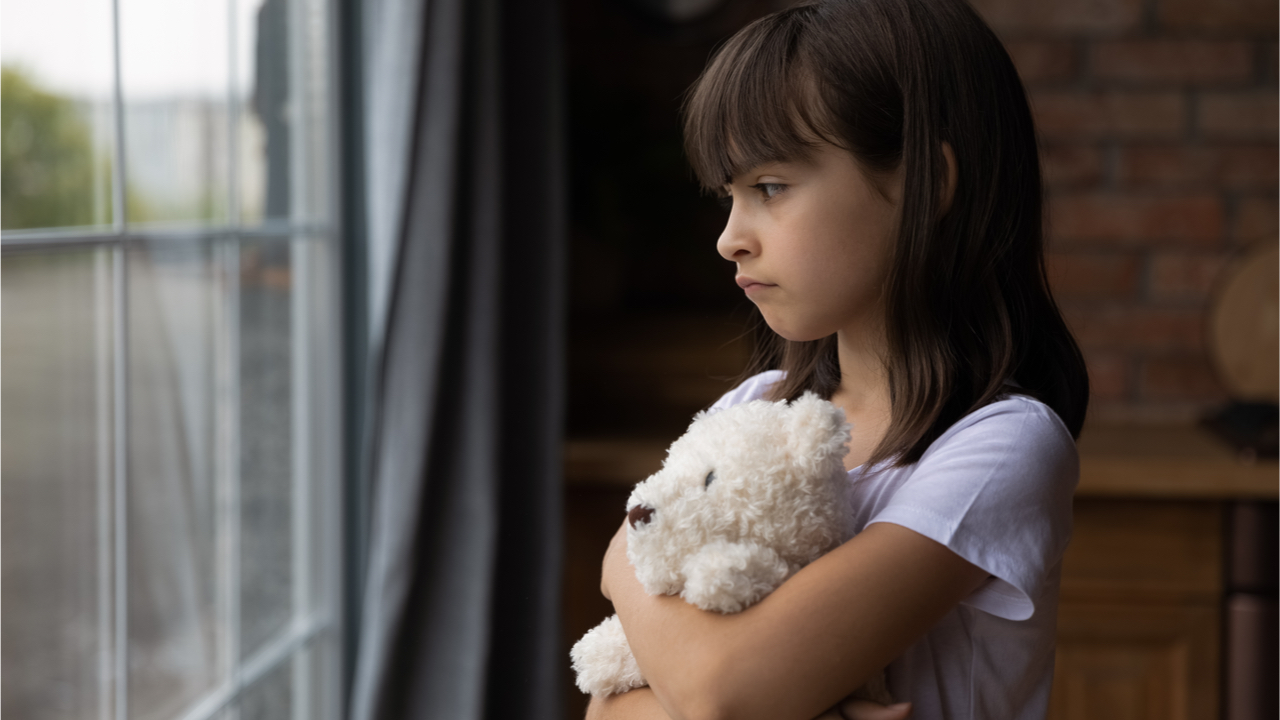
708;371;1079;720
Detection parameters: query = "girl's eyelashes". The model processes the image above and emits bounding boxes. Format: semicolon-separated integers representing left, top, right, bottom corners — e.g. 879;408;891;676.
717;182;785;210
751;182;786;200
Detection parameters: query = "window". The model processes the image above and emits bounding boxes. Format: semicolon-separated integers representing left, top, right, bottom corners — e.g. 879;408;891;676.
2;0;342;718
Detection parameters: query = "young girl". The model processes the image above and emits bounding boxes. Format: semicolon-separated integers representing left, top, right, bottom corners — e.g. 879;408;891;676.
589;0;1089;718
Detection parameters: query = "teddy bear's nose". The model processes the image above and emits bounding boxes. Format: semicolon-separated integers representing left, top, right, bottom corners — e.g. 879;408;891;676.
627;505;655;529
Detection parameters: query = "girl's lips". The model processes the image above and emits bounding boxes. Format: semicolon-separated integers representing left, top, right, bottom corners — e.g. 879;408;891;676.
735;276;776;293
742;282;775;295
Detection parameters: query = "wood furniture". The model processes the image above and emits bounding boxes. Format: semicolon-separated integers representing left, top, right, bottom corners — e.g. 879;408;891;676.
562;424;1278;720
1051;424;1277;720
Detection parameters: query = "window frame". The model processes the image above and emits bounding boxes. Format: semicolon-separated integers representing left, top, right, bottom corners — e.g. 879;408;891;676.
0;0;348;716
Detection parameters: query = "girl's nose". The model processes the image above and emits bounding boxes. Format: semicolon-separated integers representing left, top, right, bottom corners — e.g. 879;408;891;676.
716;205;758;263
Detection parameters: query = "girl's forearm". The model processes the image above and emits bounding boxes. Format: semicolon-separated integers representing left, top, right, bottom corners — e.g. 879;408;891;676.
602;522;988;720
586;688;675;720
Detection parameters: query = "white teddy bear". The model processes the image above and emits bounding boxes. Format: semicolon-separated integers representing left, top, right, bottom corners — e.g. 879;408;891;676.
571;392;891;704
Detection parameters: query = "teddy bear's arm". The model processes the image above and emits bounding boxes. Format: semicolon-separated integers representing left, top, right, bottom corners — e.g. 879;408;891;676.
570;614;648;696
680;540;793;613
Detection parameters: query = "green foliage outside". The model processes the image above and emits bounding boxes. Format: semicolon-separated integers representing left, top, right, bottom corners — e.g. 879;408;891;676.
1;66;109;230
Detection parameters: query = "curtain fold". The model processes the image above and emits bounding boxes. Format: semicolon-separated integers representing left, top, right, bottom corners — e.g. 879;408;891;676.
350;0;565;717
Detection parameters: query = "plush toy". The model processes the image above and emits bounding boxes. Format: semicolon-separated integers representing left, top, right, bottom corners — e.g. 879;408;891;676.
570;392;892;704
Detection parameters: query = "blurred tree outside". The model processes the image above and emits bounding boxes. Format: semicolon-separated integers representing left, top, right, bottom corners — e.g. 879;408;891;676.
1;66;174;230
1;66;109;230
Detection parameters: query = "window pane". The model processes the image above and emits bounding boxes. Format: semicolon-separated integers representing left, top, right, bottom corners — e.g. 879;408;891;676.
2;248;112;719
119;0;230;226
237;652;292;720
126;241;223;720
0;0;116;231
238;641;333;720
239;237;293;659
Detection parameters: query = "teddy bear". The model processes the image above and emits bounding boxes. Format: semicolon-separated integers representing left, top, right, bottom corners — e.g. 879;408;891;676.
570;392;892;704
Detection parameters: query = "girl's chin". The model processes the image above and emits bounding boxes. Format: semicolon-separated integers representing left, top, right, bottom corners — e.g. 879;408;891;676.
759;315;832;343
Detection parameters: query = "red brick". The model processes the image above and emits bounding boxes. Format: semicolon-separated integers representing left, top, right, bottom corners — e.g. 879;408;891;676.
1141;356;1227;400
1199;93;1280;140
1049;193;1225;247
1147;251;1231;301
1117;143;1279;189
1042;143;1106;189
1046;251;1143;299
1160;0;1279;35
1031;91;1186;140
1233;196;1279;244
1084;351;1132;401
1092;41;1254;85
1005;41;1079;84
1086;399;1211;424
1061;304;1205;351
970;0;1143;34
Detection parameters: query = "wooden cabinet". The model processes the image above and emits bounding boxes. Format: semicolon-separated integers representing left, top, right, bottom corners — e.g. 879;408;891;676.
1051;601;1220;720
1048;425;1278;720
1050;500;1223;720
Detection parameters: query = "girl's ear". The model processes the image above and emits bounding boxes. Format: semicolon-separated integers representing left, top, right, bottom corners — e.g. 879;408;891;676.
940;142;958;216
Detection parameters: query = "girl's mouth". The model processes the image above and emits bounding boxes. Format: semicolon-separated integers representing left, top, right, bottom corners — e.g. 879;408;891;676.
735;276;776;293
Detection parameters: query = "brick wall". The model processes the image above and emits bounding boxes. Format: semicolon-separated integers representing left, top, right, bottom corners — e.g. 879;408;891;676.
971;0;1278;423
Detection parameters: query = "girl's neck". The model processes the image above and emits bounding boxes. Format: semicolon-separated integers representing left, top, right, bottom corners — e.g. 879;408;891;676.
830;326;892;471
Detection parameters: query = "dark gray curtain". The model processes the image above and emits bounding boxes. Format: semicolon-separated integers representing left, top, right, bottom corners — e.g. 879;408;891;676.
349;0;565;717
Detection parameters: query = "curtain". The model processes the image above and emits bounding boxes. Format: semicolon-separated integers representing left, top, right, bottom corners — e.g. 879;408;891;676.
349;0;565;717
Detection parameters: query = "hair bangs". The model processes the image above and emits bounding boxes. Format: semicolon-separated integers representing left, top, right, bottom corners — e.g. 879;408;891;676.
682;9;835;192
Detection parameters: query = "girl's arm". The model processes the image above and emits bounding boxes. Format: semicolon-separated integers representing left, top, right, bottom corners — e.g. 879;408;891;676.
586;688;915;720
600;520;989;720
586;688;670;720
587;688;915;720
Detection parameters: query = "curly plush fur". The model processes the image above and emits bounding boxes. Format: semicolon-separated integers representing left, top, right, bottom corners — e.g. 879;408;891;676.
571;393;892;703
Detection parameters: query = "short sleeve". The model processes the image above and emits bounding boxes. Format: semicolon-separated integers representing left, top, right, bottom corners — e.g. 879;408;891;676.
706;370;786;414
866;398;1079;621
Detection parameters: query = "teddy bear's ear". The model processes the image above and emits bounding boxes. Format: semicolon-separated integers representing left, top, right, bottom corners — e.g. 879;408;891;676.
782;392;851;468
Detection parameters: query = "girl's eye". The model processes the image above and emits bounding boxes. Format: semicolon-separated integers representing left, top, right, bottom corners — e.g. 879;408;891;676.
704;471;716;488
716;194;732;211
751;183;785;200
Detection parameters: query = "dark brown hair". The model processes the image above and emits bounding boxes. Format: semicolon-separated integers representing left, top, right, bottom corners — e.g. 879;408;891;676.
683;0;1089;466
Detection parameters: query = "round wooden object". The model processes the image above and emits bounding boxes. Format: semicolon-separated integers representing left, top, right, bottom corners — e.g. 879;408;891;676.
1209;244;1279;402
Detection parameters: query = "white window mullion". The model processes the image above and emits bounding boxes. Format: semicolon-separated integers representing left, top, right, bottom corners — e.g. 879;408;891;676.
111;243;130;720
95;246;115;720
291;237;314;720
215;236;244;717
288;0;317;712
228;0;242;229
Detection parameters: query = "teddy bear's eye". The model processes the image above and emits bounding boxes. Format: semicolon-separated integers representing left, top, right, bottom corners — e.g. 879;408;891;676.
704;470;716;489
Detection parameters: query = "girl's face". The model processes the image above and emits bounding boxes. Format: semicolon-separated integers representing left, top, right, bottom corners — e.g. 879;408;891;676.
717;143;903;343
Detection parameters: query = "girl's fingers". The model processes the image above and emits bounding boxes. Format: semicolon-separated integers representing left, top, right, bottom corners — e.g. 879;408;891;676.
838;699;913;720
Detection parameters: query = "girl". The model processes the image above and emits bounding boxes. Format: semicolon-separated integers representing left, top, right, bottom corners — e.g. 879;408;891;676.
590;0;1089;719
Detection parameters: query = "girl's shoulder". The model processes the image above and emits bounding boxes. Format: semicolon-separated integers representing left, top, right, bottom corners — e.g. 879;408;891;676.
706;370;787;414
708;372;1076;467
932;390;1077;459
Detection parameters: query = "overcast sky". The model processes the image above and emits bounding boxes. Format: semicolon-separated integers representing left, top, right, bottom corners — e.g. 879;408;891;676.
2;0;260;99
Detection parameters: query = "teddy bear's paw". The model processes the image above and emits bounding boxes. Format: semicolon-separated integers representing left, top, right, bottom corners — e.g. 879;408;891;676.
681;540;792;613
569;614;648;696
